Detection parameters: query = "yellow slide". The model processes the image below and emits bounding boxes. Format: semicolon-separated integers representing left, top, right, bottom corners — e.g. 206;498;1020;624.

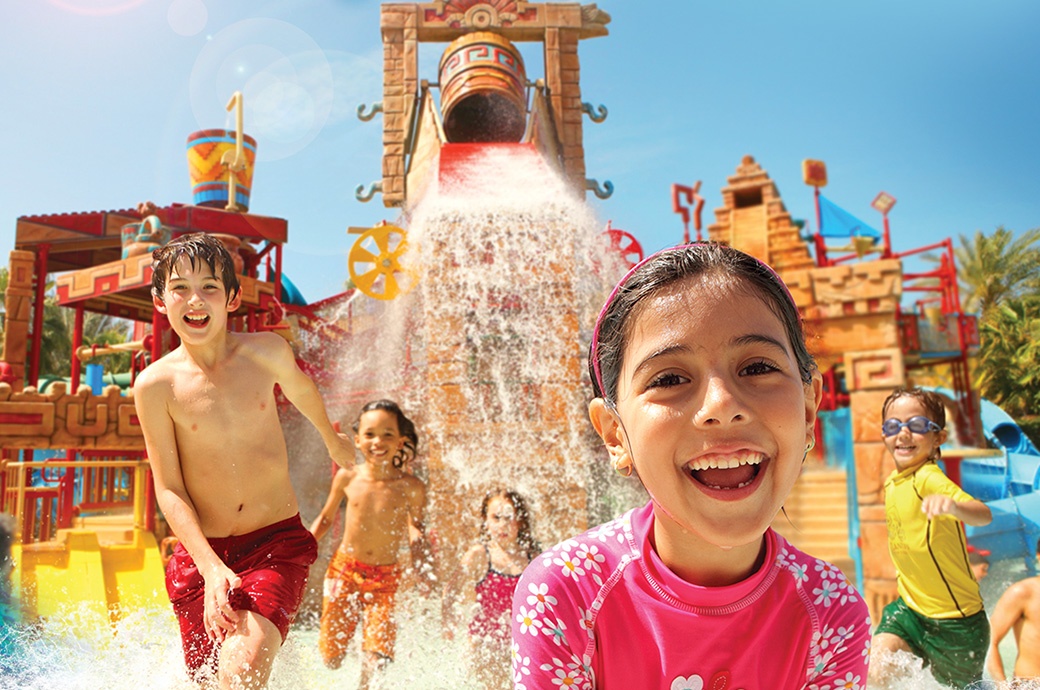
12;526;169;635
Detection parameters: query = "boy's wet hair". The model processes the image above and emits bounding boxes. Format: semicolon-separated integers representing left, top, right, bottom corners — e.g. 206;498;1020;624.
354;399;416;469
881;387;947;429
151;232;241;304
479;488;541;561
589;242;815;407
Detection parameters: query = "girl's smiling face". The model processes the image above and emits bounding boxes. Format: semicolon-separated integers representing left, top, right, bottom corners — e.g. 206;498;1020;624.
883;396;947;472
592;274;821;553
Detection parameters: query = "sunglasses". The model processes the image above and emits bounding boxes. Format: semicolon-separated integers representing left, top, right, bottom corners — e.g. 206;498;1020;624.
882;416;942;438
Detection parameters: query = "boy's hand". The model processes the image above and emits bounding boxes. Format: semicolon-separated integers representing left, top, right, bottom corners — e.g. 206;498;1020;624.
921;494;956;520
328;432;355;469
203;565;243;642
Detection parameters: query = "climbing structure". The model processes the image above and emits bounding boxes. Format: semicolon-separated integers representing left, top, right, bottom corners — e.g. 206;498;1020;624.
705;155;983;623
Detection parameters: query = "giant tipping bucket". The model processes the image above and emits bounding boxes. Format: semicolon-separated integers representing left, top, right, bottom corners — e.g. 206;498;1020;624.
439;31;527;143
186;128;257;211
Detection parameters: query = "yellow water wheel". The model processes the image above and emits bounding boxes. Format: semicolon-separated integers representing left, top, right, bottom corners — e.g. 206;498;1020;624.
348;224;417;300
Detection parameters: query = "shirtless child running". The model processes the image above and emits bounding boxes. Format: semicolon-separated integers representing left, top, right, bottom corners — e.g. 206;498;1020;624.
987;539;1040;683
134;233;353;688
309;399;431;690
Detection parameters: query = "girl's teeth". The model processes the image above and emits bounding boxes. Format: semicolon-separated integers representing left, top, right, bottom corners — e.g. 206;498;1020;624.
687;452;762;472
702;479;755;491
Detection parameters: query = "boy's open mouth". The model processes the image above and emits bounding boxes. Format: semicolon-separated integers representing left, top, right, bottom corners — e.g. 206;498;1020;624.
184;314;210;328
685;452;764;491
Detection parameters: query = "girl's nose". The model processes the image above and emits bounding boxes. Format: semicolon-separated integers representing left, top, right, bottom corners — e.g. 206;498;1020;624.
693;374;746;426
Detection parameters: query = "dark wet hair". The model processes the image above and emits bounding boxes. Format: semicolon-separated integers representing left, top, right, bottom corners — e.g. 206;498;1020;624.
151;232;241;303
396;415;419;468
479;488;540;561
353;399;416;469
881;387;947;429
589;242;815;407
0;513;15;604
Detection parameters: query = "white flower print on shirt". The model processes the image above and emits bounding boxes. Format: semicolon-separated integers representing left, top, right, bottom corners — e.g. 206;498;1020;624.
517;605;544;636
539;654;591;690
527;581;558;613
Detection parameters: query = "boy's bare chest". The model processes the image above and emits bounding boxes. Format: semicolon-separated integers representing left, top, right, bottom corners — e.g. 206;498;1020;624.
168;365;276;430
346;477;409;515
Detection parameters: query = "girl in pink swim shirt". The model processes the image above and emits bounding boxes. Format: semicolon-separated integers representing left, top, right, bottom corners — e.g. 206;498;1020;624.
511;243;871;690
446;488;541;690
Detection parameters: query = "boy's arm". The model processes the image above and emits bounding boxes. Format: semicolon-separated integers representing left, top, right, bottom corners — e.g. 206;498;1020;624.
920;494;993;526
405;477;434;587
309;468;352;542
986;582;1028;681
261;333;354;468
133;373;240;641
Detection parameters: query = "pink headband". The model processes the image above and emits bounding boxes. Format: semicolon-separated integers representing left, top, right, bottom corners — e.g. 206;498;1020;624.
589;243;799;401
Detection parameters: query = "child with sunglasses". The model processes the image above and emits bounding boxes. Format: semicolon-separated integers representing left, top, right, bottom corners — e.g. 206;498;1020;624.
869;386;993;688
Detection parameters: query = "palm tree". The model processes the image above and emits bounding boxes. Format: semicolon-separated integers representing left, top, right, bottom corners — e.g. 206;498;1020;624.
974;296;1040;419
953;226;1040;317
0;268;132;383
36;294;132;378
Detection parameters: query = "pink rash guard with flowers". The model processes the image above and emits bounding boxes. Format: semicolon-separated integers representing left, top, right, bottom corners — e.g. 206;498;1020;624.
511;502;870;690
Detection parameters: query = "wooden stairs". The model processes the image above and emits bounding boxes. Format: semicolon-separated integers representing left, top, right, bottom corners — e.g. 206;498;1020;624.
772;467;856;581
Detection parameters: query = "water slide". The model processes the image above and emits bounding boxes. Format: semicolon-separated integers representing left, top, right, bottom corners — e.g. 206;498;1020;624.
956;394;1040;570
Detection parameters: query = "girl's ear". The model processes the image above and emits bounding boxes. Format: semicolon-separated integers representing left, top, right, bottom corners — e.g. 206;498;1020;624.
589;398;631;468
803;370;824;442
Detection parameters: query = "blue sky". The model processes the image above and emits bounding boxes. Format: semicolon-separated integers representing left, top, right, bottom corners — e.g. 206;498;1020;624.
2;0;1038;304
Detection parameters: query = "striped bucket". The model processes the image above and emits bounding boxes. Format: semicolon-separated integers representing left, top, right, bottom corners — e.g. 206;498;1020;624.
438;31;527;143
186;129;257;211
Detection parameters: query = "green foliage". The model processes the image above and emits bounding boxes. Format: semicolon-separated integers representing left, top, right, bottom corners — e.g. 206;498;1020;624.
36;295;133;378
954;226;1040;316
945;227;1040;424
1019;417;1040;452
974;296;1040;419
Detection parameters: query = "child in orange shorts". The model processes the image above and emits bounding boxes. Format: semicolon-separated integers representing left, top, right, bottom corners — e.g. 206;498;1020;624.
309;400;432;689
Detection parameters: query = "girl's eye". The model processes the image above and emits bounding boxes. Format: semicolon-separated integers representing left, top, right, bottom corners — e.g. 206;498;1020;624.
741;360;780;377
647;372;686;388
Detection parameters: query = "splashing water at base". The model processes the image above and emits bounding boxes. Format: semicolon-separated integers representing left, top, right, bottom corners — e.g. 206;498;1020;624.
3;592;488;689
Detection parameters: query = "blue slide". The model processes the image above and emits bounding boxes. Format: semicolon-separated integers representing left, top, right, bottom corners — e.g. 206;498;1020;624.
953;393;1040;570
265;270;307;306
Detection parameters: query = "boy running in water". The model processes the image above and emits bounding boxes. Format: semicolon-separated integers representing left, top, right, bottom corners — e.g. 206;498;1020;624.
309;399;431;690
134;232;353;688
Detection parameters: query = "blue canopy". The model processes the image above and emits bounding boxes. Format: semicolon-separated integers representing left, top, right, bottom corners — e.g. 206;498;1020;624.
818;194;881;240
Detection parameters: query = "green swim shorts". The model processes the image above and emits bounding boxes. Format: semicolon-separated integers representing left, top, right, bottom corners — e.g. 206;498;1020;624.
874;596;990;688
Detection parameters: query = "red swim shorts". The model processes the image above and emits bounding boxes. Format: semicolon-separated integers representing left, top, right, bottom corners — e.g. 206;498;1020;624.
165;514;318;674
